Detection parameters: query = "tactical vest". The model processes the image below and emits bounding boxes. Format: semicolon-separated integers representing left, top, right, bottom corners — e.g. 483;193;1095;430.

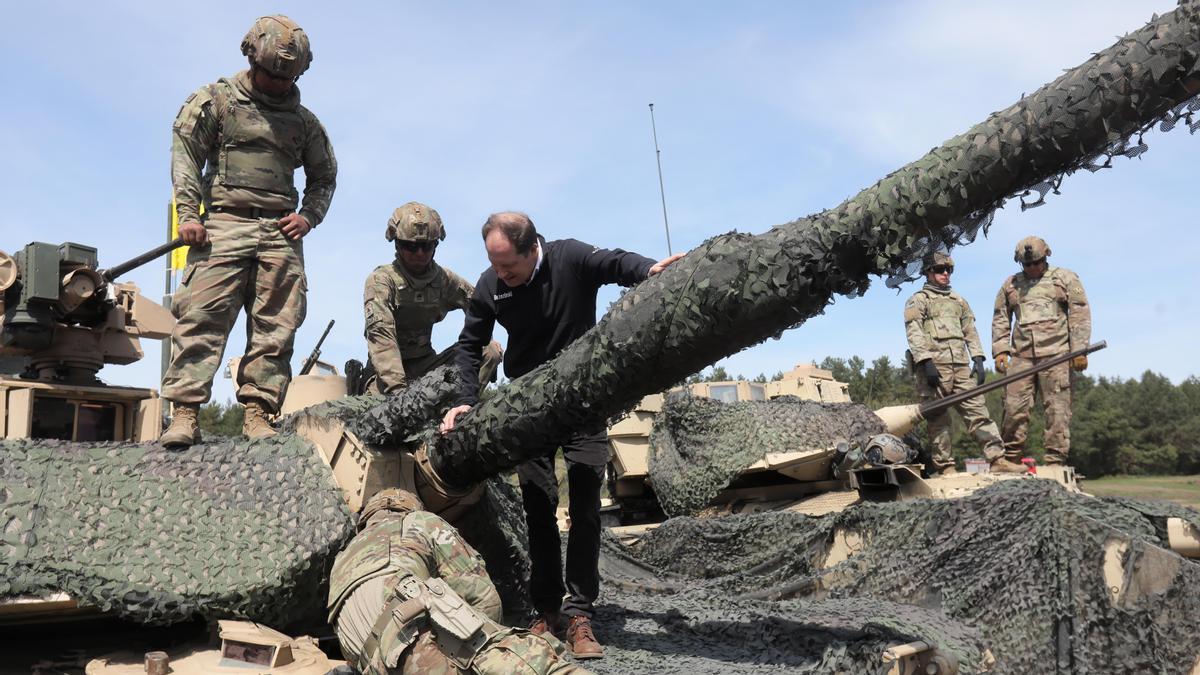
210;81;306;204
389;265;459;357
328;514;417;624
919;291;967;341
1007;269;1066;328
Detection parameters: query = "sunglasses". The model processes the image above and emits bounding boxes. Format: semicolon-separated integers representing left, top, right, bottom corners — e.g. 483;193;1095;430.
398;240;437;253
930;265;954;274
1021;260;1043;267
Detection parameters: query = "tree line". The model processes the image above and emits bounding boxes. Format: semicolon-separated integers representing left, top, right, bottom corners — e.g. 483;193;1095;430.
197;357;1199;478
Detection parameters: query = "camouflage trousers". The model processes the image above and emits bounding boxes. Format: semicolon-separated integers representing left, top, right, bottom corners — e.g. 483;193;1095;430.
162;248;306;411
1002;355;1072;464
336;576;588;674
915;361;1004;471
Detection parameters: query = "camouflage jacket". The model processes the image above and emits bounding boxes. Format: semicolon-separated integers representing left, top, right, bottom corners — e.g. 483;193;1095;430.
327;510;501;626
991;266;1091;358
171;70;337;242
904;283;984;365
363;260;474;392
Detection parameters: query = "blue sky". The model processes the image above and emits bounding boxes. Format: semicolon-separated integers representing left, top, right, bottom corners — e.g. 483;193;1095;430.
2;1;1196;405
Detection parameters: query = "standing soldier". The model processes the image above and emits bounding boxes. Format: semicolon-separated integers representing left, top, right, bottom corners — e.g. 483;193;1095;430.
991;236;1091;466
161;15;337;447
904;252;1014;475
361;202;502;395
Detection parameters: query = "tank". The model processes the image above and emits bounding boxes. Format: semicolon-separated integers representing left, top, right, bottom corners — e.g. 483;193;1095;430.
6;4;1200;673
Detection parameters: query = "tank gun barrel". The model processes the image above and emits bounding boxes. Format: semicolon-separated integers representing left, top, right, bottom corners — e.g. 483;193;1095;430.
426;5;1200;489
874;341;1106;436
100;238;186;282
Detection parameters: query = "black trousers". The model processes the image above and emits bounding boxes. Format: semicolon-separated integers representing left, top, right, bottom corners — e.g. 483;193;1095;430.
516;429;608;619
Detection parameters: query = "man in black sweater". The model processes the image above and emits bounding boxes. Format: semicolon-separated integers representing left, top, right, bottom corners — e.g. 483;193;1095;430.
441;211;681;659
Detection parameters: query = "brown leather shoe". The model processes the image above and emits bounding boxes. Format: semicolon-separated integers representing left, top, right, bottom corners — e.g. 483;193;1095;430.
530;612;562;637
566;615;604;659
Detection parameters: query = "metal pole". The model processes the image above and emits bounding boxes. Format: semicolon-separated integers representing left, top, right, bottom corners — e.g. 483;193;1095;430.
649;103;673;256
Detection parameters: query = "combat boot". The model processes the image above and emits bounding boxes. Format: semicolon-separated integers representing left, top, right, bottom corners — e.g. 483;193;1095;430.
566;615;603;659
242;400;277;439
161;403;201;448
990;457;1027;474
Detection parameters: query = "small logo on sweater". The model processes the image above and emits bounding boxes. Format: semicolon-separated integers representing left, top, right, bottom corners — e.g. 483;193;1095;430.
494;291;513;301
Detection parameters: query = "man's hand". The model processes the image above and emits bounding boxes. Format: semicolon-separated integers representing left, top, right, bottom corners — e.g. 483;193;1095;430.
1071;355;1088;372
994;353;1009;374
971;356;987;386
179;221;208;246
649;253;685;276
279;213;313;240
920;359;941;389
439;404;472;434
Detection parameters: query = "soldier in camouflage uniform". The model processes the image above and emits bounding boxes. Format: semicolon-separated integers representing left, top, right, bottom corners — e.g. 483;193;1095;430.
328;488;590;674
904;252;1014;475
362;203;501;395
161;16;337;447
992;236;1091;465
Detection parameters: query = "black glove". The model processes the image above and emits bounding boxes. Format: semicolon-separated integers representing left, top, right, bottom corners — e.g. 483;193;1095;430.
920;359;941;389
971;356;986;386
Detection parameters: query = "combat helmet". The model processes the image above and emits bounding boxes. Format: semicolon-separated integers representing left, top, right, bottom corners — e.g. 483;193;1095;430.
386;202;446;243
241;15;313;80
358;488;423;530
920;250;954;273
1013;236;1051;264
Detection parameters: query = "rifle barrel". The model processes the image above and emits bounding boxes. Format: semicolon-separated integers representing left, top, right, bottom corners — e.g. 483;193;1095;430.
918;341;1107;420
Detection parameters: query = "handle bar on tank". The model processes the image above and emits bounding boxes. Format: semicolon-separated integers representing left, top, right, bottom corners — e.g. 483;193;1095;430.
874;341;1106;436
99;238;187;282
918;341;1106;420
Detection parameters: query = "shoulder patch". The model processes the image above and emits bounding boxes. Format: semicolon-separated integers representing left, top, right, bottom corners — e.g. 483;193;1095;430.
903;305;922;322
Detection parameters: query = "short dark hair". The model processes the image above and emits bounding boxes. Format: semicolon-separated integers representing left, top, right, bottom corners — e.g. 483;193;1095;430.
482;211;538;256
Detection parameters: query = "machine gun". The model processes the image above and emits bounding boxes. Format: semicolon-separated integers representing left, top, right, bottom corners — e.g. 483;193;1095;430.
299;319;335;376
0;240;180;383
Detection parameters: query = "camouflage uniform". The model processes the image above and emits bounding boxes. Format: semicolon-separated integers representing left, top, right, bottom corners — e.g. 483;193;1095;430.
163;47;336;411
328;495;588;674
363;261;501;394
905;281;1003;470
992;240;1091;465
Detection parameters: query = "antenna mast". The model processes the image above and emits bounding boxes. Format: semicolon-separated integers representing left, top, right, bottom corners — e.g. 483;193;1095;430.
649;103;673;255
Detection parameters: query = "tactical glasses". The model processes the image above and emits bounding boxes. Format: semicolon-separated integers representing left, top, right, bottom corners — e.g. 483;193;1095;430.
398;241;437;253
929;265;954;274
1021;260;1044;267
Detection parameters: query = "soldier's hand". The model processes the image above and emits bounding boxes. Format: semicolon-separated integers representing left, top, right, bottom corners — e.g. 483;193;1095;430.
920;360;941;389
279;213;313;240
439;404;472;434
179;221;208;246
971;356;986;386
1071;355;1088;371
994;353;1009;374
649;253;685;276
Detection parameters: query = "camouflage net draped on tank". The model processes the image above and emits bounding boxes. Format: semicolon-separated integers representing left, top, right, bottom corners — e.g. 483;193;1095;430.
429;2;1200;487
648;395;884;517
587;480;1200;674
0;434;354;626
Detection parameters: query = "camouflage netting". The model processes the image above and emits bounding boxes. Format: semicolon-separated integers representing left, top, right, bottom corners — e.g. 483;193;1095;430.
429;2;1200;489
589;480;1200;674
0;434;354;627
648;394;883;516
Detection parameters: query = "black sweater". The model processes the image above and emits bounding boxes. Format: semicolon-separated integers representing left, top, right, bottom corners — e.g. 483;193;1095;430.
454;237;655;406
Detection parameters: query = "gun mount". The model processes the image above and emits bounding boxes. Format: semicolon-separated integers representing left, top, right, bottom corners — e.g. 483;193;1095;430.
0;240;178;441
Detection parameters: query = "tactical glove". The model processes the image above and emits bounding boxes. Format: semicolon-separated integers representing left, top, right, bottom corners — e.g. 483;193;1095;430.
920;359;941;389
971;356;986;386
994;353;1009;374
1071;355;1088;371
